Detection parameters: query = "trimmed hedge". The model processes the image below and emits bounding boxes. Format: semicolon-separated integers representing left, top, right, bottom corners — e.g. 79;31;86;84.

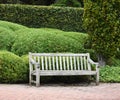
0;51;28;83
11;28;88;56
0;4;84;32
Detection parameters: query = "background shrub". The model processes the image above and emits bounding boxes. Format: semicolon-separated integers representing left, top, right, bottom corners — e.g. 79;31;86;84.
83;0;120;65
52;0;82;7
0;4;84;32
0;51;28;83
0;0;21;4
11;28;88;56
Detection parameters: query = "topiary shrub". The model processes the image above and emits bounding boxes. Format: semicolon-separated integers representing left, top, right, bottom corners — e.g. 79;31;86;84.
0;20;28;31
11;28;88;56
0;51;28;83
0;27;15;51
0;21;28;51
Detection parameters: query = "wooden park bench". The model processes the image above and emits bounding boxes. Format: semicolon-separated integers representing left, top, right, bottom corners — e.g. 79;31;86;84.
29;52;99;87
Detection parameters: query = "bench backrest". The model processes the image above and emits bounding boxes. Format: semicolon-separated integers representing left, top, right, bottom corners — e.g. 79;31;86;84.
29;53;92;71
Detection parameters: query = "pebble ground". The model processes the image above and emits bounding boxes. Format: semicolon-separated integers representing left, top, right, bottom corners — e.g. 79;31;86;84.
0;83;120;100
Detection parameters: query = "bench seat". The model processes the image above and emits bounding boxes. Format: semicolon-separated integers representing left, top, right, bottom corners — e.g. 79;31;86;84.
32;70;97;76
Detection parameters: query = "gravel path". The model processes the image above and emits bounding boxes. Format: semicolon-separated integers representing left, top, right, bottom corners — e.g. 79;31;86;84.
0;83;120;100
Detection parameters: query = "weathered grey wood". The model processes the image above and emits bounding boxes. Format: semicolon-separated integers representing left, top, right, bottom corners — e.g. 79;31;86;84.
59;56;62;70
84;56;86;70
80;56;83;70
29;52;99;86
32;70;97;76
41;56;44;70
67;56;69;70
77;57;80;70
56;56;59;70
52;56;55;70
49;56;52;70
29;52;32;85
36;64;40;87
70;56;73;70
74;56;76;70
45;56;48;70
63;57;66;70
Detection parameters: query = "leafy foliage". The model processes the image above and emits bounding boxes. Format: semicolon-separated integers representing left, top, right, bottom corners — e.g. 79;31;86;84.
0;21;27;51
0;27;15;51
83;0;120;61
11;28;88;56
100;66;120;82
0;51;28;83
0;4;84;32
0;20;28;31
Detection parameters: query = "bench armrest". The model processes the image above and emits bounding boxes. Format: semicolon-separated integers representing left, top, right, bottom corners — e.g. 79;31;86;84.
88;59;98;65
30;58;39;66
88;59;99;69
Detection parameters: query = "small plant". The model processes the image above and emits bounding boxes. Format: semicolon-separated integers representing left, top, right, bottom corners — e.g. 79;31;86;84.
100;66;120;82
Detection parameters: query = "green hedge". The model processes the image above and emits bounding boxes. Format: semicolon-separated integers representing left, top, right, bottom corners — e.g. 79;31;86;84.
0;51;28;83
0;4;84;32
11;28;88;56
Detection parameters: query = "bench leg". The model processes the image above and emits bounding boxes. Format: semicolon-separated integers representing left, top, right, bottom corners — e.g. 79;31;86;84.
29;71;32;86
36;69;40;87
36;76;40;87
96;72;99;85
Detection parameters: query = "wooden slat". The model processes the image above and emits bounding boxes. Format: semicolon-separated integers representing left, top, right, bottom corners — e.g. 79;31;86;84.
74;56;76;70
41;56;44;70
37;56;40;64
80;56;83;70
36;70;97;76
84;56;86;70
45;56;48;70
59;56;62;70
34;56;36;62
70;56;73;70
31;53;88;57
63;57;66;70
77;56;80;70
56;56;59;70
52;56;55;70
67;56;69;70
49;56;52;70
